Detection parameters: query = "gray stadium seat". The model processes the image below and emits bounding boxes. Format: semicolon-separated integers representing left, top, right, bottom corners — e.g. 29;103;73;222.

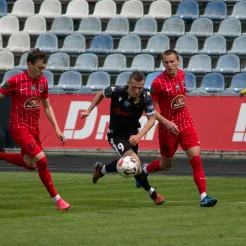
57;71;82;90
186;18;213;37
159;18;185;37
200;73;225;92
219;90;238;96
128;54;155;73
35;33;58;53
2;69;22;84
59;34;85;54
0;51;14;70
130;17;157;36
144;72;161;89
228;36;246;55
184;54;211;74
15;52;28;70
188;89;209;95
214;18;241;37
75;87;94;95
85;71;110;90
103;17;129;36
8;0;34;18
115;71;131;86
71;53;98;72
75;17;101;36
142;35;170;54
200;1;227;20
63;0;89;19
23;16;46;35
199;35;226;55
48;16;74;36
48;88;65;94
46;52;70;71
212;54;240;74
229;2;246;21
43;70;54;88
184;71;196;91
114;34;141;54
86;34;113;54
118;0;144;19
91;0;116;19
227;73;246;93
37;0;61;18
0;16;19;35
174;0;199;20
99;54;126;72
144;0;171;19
175;35;198;54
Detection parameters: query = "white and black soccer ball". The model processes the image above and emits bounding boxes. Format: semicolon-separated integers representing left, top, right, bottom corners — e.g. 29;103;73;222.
116;156;139;178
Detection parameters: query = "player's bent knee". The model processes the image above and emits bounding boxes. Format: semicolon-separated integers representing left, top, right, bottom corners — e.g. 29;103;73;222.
160;158;173;171
33;151;46;163
23;155;37;170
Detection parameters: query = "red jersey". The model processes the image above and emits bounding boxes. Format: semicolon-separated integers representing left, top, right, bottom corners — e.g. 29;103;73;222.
0;72;48;131
151;69;193;133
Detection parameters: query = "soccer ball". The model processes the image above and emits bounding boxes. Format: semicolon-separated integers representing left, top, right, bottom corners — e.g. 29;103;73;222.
116;156;139;178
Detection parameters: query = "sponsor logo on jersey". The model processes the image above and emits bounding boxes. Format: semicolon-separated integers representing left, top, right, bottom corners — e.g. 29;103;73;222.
24;96;41;109
31;86;36;92
124;100;131;107
182;81;186;88
175;84;180;91
114;108;135;116
171;94;185;109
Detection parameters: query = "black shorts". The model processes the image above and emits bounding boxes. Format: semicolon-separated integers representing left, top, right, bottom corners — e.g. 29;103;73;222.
107;133;138;156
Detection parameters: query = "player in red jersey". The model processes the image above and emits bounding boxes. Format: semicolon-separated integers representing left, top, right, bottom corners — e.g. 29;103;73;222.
136;49;217;207
0;48;70;210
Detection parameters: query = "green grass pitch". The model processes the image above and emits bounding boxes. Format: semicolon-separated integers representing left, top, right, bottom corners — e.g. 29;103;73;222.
0;172;245;246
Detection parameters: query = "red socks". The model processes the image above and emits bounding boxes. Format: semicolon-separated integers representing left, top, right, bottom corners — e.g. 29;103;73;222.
0;153;35;170
189;155;206;194
146;159;161;173
36;157;58;198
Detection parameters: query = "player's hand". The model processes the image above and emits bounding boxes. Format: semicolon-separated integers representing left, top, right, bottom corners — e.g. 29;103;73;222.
129;135;140;146
164;121;180;135
56;129;66;146
80;111;90;119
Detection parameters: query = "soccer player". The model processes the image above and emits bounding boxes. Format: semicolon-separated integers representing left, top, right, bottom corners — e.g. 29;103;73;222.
0;48;70;210
136;50;217;207
80;71;164;205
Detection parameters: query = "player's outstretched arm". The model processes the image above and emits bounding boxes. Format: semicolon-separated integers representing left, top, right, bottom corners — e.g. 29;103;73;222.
80;90;104;119
42;98;66;145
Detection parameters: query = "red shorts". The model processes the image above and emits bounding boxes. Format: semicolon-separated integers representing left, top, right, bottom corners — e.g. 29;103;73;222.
10;128;43;158
158;126;200;158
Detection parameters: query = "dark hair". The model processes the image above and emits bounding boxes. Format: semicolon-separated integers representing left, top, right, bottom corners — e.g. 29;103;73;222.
162;49;179;61
129;71;145;82
27;48;48;65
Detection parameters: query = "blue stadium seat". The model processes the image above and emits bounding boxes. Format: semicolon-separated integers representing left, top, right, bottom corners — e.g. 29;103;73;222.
57;71;82;90
142;35;170;54
184;54;211;74
175;35;198;54
35;33;58;53
229;2;246;21
48;16;74;36
228;36;246;55
200;73;225;92
212;54;240;74
103;17;129;36
227;73;246;93
99;54;126;72
144;72;161;89
115;71;131;86
15;52;28;70
75;87;94;95
86;34;113;54
131;17;157;36
0;0;7;17
46;52;70;71
200;1;227;20
48;88;65;95
71;53;98;72
219;90;238;96
128;54;155;73
186;18;213;37
214;18;241;37
59;34;85;54
174;0;199;20
188;89;209;95
159;18;185;37
85;71;110;90
114;34;141;54
75;17;101;36
199;35;226;55
2;69;22;83
184;71;196;92
43;70;54;88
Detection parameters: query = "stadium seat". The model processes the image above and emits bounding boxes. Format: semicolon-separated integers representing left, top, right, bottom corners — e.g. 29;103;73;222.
228;36;246;55
186;18;213;37
43;70;54;88
15;52;28;70
214;18;241;37
212;54;240;74
99;54;126;72
155;55;183;72
75;17;101;36
199;35;226;55
128;54;155;73
48;88;65;94
0;35;2;50
91;0;116;19
184;54;211;74
71;53;98;72
158;18;185;37
144;72;161;89
229;2;246;21
0;0;7;17
200;1;227;20
0;16;19;35
227;73;246;93
144;0;171;19
46;52;70;71
184;71;196;91
75;87;94;95
35;33;58;53
188;89;209;95
142;35;170;54
59;34;85;54
85;71;110;90
114;34;141;54
118;0;144;19
103;17;129;36
57;71;82;90
219;90;238;96
63;0;89;19
3;32;30;52
48;16;74;36
2;69;23;83
0;51;14;70
115;71;131;86
8;0;34;18
200;73;225;92
23;16;46;35
130;18;157;36
86;34;113;54
37;0;61;18
175;35;198;54
174;0;199;20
